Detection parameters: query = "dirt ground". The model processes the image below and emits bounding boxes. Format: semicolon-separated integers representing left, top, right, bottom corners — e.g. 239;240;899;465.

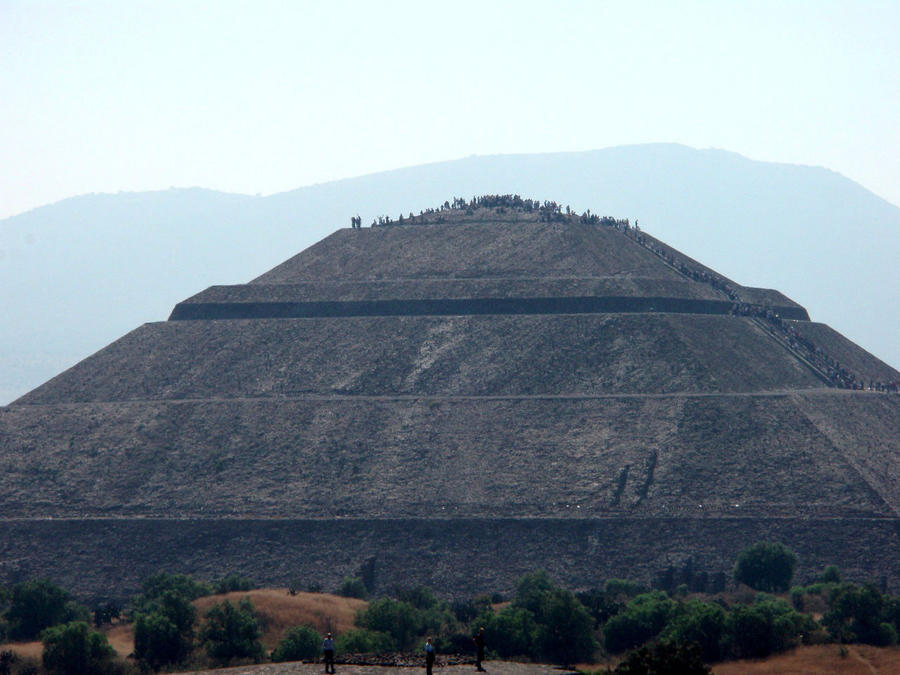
181;647;900;675
186;662;572;675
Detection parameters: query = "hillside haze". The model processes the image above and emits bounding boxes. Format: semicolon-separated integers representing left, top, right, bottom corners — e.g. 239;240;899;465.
2;143;898;405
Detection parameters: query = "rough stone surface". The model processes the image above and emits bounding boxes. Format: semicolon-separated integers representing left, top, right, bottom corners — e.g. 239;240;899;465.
1;206;898;600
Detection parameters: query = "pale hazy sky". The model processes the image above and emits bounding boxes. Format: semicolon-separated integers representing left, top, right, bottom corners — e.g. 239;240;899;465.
2;0;899;220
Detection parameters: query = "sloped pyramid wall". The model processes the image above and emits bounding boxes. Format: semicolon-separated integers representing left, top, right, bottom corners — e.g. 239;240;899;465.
1;205;898;599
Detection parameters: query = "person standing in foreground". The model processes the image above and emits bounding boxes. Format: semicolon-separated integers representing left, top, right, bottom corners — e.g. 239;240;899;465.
425;637;435;675
322;632;336;674
473;627;486;671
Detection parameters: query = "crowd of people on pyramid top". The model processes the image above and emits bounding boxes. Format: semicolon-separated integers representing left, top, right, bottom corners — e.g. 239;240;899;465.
358;194;631;229
623;223;898;392
351;195;897;393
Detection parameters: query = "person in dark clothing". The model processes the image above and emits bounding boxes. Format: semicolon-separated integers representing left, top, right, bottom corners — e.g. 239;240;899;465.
425;637;435;675
473;627;486;671
322;632;335;673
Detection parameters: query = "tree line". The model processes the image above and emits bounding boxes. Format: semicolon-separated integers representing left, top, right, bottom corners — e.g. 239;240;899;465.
1;542;898;675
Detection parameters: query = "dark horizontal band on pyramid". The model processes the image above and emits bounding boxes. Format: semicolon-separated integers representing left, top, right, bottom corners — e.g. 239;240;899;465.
168;296;810;321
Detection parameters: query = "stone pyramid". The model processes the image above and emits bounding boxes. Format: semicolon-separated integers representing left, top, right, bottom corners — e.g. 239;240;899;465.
2;197;898;599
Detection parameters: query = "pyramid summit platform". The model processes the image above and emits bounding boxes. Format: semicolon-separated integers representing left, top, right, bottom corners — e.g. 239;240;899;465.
2;196;898;599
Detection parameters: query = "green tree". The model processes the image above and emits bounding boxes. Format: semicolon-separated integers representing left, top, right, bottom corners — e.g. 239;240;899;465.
357;598;423;650
135;573;212;611
41;622;116;675
199;599;264;664
576;588;623;627
604;579;645;600
481;571;597;663
91;604;119;629
823;583;898;646
724;597;813;659
336;628;396;654
662;600;726;662
215;574;255;595
475;607;537;659
133;614;182;670
532;589;596;664
7;580;87;641
733;542;798;592
337;577;367;600
133;588;196;669
818;565;842;584
396;587;439;610
512;571;554;615
271;626;321;662
603;592;676;653
726;604;773;658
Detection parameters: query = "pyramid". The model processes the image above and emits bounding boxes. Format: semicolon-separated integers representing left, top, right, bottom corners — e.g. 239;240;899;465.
2;197;898;599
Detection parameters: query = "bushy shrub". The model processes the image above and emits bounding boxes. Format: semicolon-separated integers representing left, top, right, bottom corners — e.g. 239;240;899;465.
475;607;537;659
512;571;554;615
133;591;195;670
132;573;212;615
91;604;119;629
878;622;898;646
134;613;182;670
396;587;438;611
337;577;367;600
614;640;710;675
531;589;596;664
215;574;255;594
199;599;263;664
41;622;117;675
726;604;772;658
271;626;321;662
7;580;88;641
471;572;596;663
724;596;813;658
662;600;726;662
356;598;423;651
336;628;396;654
733;542;797;592
823;583;899;646
603;592;676;653
818;565;842;584
803;581;833;596
576;588;623;627
604;579;645;600
451;599;484;624
435;632;476;655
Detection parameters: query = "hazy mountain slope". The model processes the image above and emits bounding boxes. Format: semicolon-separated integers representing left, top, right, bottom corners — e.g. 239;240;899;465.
2;144;898;404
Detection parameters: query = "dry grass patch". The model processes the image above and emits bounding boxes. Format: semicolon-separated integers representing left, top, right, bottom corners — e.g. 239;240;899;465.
104;623;135;658
1;624;134;661
711;644;900;674
193;589;367;649
2;589;366;662
0;640;42;660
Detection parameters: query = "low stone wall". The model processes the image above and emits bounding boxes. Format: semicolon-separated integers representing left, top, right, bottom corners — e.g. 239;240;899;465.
1;517;896;602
